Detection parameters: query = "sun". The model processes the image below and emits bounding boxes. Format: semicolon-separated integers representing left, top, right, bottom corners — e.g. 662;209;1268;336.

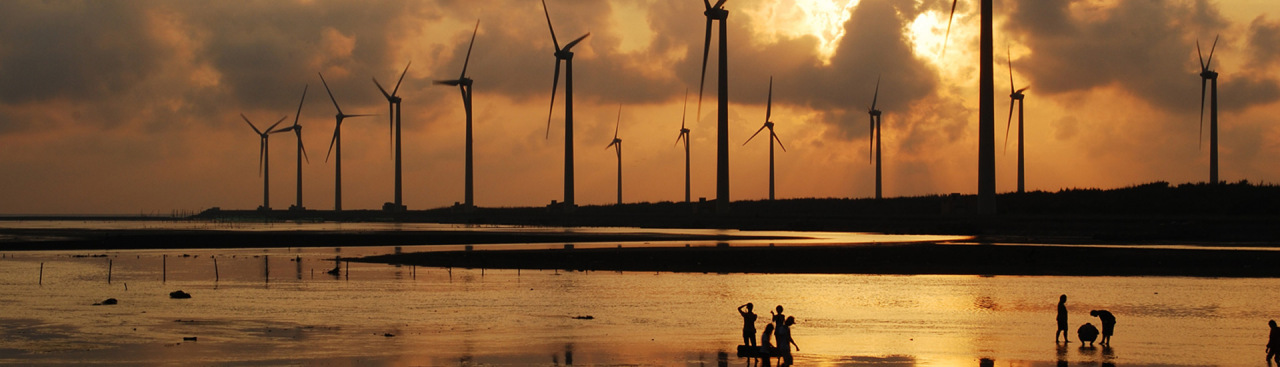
746;0;860;65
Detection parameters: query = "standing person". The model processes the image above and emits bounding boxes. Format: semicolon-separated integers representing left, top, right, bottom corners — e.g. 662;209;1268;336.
1267;320;1280;365
771;305;786;343
1090;310;1116;345
776;316;800;366
739;303;758;347
1056;295;1070;342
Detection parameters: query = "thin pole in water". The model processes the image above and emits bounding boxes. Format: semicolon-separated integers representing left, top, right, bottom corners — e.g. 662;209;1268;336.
264;255;270;283
39;262;43;285
345;261;349;281
108;259;112;284
163;255;167;283
213;256;219;282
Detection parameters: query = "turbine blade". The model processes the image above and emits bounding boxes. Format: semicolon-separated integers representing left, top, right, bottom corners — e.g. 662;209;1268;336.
773;131;786;152
606;140;617;150
1005;99;1015;154
869;116;874;163
392;61;411;96
373;78;392;99
1196;39;1205;70
267;115;287;133
434;80;463;86
681;87;689;129
542;0;560;51
259;139;265;177
325;125;339;163
461;20;479;78
318;73;343;115
714;0;726;9
1008;46;1015;93
298;130;310;164
697;17;712;120
1018;86;1030;93
942;0;957;56
242;114;263;135
871;76;881;110
614;104;621;140
1206;34;1219;69
765;76;773;122
563;33;590;51
292;84;307;127
675;131;685;146
547;59;562;139
704;0;712;10
743;124;767;146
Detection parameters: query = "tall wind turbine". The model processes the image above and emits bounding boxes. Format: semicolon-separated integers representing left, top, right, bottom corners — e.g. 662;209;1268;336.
675;89;692;203
1197;35;1220;185
270;85;310;211
1004;48;1029;194
542;0;590;208
373;62;411;211
241;114;287;211
944;0;995;214
319;73;372;211
698;0;731;212
435;19;480;208
867;77;883;200
743;77;786;201
606;105;624;205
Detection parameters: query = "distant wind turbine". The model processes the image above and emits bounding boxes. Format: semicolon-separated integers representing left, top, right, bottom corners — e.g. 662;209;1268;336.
373;62;411;211
943;0;996;214
1004;47;1029;194
743;77;786;201
698;0;731;212
1197;35;1221;184
435;19;481;208
867;77;883;200
543;0;590;209
319;73;373;211
675;88;692;203
270;85;310;211
241;114;287;211
605;105;624;205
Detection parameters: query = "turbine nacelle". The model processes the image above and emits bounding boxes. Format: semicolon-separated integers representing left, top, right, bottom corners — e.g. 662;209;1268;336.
1200;70;1219;79
704;0;728;19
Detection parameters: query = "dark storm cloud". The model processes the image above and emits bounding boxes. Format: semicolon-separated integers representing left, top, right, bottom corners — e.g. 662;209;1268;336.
1003;0;1277;114
0;2;161;104
1247;16;1280;69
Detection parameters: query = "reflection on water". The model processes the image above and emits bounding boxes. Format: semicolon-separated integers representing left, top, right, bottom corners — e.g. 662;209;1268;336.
3;245;1280;366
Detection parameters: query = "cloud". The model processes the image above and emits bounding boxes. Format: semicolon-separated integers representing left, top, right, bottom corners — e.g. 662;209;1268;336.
1247;15;1280;69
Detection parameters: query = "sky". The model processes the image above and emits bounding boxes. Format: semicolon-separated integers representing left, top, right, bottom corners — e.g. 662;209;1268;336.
0;0;1278;214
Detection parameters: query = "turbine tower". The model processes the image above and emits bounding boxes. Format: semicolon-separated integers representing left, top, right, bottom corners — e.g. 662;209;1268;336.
270;85;310;211
435;20;481;208
241;114;287;211
675;89;692;203
605;105;624;205
743;77;786;201
944;0;995;214
1197;35;1220;185
319;73;372;211
867;77;883;200
373;62;411;212
543;0;590;209
1004;48;1029;194
698;0;731;212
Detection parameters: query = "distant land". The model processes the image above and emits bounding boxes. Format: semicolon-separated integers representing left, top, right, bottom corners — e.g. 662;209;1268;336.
185;181;1280;245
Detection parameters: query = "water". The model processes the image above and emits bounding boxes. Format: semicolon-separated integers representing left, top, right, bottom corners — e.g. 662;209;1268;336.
1;222;1277;366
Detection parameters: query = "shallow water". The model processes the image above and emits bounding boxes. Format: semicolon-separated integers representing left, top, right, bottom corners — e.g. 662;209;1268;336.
1;222;1278;366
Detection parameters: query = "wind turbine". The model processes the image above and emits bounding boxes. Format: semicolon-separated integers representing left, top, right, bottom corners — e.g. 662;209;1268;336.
943;0;996;214
675;88;692;203
319;72;372;211
867;77;883;200
270;85;310;211
698;0;731;212
1004;47;1029;194
373;62;411;211
743;77;786;201
241;114;287;211
542;0;590;209
605;105;623;205
435;19;480;208
1197;35;1220;185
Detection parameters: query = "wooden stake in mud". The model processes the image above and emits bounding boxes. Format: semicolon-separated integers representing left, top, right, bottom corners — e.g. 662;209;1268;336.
213;256;220;282
108;259;113;284
264;255;270;283
163;255;167;283
39;262;44;285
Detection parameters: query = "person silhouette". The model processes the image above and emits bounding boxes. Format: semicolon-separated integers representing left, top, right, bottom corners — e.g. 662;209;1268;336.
1078;322;1099;347
776;316;799;366
760;323;776;355
771;305;786;343
1267;320;1280;364
1090;310;1116;345
739;303;758;347
1056;295;1070;342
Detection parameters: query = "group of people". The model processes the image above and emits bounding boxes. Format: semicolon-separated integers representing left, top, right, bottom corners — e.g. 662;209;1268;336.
738;303;799;365
1054;294;1117;347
